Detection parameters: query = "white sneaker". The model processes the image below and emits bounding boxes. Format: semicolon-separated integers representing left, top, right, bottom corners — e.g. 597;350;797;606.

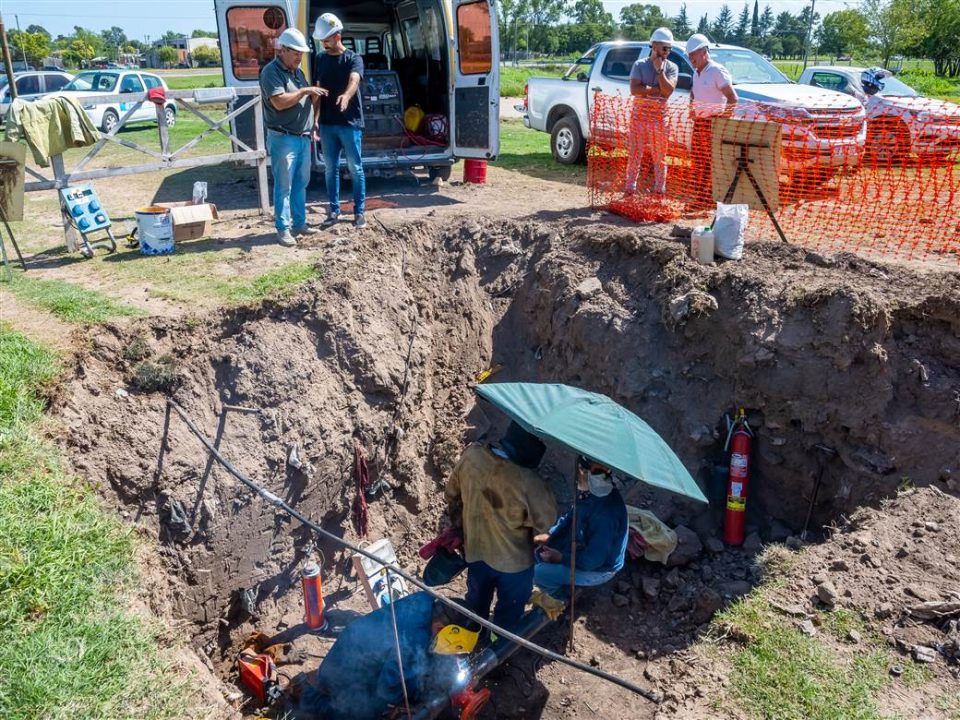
292;225;319;236
277;230;297;247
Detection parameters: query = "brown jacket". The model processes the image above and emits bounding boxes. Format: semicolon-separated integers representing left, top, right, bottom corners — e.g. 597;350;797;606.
445;443;557;573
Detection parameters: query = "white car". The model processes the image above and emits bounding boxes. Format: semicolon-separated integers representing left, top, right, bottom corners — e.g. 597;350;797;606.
799;66;960;162
49;70;178;133
0;70;74;117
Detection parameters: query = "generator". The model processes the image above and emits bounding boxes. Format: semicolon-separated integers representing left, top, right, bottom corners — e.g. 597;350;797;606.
361;70;403;139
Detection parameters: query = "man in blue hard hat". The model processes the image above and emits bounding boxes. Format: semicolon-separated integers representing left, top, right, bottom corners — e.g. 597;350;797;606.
259;28;328;247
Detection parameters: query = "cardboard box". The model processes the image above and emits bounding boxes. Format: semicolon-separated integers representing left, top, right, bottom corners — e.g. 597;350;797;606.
156;202;219;242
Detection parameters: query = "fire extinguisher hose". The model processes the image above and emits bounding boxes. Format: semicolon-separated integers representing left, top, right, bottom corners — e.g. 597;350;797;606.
163;399;660;705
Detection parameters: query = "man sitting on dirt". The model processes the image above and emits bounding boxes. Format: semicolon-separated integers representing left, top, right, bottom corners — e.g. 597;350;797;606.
259;28;328;247
531;456;628;616
445;422;557;635
298;592;478;720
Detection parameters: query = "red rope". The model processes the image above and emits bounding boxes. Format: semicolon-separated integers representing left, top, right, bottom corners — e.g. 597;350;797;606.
354;445;369;538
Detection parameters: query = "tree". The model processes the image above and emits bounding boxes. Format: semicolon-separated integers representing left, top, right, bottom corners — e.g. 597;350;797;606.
70;26;104;55
63;40;95;68
160;30;185;43
674;4;692;37
916;0;960;76
619;4;668;40
523;0;569;53
751;0;760;37
818;9;869;59
26;24;51;40
156;45;179;67
697;14;710;34
758;5;774;37
712;4;735;41
191;45;222;67
861;0;924;68
734;3;751;44
9;31;50;66
569;0;615;49
191;29;219;38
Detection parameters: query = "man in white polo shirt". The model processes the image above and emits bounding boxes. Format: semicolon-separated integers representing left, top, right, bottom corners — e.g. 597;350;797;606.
686;34;738;206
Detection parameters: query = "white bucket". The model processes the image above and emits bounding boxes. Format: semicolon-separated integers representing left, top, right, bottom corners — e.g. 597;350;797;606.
136;207;174;255
691;227;715;265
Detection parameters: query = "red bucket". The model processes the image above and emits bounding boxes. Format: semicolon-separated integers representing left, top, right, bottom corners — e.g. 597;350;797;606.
463;159;487;184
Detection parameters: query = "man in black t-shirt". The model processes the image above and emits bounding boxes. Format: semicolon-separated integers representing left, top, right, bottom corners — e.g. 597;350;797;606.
313;13;367;229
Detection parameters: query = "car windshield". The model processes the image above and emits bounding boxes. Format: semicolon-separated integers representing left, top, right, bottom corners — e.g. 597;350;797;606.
878;75;918;97
710;49;789;84
63;72;118;92
564;47;597;79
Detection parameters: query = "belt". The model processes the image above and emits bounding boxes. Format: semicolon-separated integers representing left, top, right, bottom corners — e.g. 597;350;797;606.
268;127;311;137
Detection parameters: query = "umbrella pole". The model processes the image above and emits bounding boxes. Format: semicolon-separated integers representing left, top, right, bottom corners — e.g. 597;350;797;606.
567;470;578;652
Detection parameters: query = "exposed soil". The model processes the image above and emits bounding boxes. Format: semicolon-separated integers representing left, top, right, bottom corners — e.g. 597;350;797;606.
51;215;960;718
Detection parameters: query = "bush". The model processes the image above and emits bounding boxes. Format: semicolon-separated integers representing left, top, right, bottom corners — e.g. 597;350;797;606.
131;354;179;392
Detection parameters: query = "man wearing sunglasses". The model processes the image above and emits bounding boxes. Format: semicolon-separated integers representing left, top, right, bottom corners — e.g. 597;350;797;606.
532;456;629;604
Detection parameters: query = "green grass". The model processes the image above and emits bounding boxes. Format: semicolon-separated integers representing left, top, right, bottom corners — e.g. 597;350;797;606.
500;64;566;96
7;276;143;324
496;118;585;183
225;260;322;303
0;326;185;719
163;73;224;91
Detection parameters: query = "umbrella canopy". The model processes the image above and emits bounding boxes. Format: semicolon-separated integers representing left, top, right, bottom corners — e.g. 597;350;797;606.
475;382;707;504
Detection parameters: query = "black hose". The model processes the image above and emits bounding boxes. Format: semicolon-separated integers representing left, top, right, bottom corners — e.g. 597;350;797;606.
164;399;660;704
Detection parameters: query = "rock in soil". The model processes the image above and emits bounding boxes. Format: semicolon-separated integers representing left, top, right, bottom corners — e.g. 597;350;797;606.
667;525;703;567
742;532;763;554
817;581;840;607
912;645;938;663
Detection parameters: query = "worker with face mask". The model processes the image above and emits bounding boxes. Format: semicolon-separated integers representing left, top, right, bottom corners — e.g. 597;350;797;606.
532;456;629;603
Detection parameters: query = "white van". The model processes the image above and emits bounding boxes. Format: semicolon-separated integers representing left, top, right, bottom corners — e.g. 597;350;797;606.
214;0;500;180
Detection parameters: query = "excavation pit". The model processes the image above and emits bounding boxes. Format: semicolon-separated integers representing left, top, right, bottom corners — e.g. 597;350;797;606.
55;217;960;718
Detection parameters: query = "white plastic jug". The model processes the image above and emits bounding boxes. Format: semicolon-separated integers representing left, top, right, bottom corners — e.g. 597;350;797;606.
691;227;715;265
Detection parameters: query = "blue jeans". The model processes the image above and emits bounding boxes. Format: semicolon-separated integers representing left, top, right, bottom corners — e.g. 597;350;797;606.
465;560;534;634
534;559;617;600
268;130;311;232
319;125;365;217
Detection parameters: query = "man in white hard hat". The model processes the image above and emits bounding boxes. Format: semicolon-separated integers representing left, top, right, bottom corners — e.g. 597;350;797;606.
686;34;738;206
260;28;328;247
313;13;367;229
624;27;678;196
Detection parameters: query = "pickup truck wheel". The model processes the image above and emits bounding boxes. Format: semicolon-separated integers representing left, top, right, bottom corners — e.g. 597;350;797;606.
551;116;585;165
867;117;910;164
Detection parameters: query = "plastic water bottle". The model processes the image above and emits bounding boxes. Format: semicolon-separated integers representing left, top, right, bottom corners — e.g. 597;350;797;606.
691;227;715;265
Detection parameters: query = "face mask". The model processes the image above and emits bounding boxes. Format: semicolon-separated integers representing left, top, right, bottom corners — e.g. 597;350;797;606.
587;472;613;497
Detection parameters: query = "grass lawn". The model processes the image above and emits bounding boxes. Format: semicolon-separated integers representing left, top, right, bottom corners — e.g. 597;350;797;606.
496;118;585;183
0;326;188;719
500;64;567;96
163;73;225;91
6;276;144;324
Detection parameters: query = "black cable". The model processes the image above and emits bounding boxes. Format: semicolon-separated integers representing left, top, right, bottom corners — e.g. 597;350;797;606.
165;399;660;704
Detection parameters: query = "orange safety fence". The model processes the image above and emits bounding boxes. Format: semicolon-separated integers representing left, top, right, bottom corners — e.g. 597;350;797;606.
588;92;960;263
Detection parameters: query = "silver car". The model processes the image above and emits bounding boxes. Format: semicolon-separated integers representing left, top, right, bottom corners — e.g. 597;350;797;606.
0;70;75;117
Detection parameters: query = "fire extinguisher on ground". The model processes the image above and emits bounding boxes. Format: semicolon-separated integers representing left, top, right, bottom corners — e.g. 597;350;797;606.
723;408;753;546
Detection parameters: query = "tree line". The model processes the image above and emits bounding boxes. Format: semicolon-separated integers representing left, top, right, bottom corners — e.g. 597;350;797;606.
499;0;960;77
7;25;221;69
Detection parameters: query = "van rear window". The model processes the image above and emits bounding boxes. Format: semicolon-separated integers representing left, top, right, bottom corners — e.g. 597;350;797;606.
457;2;492;74
226;7;288;80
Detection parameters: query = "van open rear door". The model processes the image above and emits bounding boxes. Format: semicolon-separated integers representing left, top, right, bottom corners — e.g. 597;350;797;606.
450;0;500;159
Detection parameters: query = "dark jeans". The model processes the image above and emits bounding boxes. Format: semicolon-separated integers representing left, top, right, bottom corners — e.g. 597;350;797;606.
465;560;534;634
319;124;365;217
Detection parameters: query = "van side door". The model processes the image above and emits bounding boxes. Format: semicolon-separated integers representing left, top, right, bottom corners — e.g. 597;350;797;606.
450;0;500;159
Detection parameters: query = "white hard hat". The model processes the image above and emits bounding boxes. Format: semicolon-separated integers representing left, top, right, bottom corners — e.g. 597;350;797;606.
314;13;344;42
686;34;710;55
650;27;674;44
277;28;310;53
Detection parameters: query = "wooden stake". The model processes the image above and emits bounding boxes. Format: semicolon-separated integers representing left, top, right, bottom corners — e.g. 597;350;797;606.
0;15;17;99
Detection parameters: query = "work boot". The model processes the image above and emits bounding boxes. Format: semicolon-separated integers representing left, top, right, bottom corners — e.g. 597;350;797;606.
529;590;567;621
292;225;319;237
321;212;340;228
354;214;367;229
276;230;297;247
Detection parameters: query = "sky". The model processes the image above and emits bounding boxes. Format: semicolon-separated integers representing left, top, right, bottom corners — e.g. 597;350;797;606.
0;0;860;40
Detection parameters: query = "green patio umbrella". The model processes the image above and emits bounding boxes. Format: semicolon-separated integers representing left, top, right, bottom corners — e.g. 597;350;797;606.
475;382;707;504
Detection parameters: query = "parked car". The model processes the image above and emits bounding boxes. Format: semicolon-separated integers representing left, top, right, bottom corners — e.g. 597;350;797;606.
0;70;75;117
522;40;866;184
44;70;178;132
798;66;960;161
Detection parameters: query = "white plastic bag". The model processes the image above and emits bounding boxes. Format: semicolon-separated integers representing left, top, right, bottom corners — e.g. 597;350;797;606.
192;181;208;205
713;203;749;260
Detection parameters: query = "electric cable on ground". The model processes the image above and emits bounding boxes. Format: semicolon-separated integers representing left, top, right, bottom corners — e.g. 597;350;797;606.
163;399;660;704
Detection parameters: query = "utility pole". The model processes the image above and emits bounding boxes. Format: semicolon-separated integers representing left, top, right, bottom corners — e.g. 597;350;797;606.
0;14;16;98
802;0;816;71
14;15;27;67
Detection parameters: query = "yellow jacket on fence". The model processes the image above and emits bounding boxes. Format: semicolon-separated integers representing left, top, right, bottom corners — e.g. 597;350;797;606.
445;443;557;574
5;96;99;168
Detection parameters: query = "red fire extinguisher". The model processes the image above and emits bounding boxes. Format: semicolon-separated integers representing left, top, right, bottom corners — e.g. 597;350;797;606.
723;408;753;546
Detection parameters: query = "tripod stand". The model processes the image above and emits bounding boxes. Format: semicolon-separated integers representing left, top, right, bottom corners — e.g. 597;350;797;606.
719;139;788;243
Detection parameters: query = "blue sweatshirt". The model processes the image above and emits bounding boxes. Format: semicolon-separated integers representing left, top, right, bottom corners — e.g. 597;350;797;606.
546;488;629;573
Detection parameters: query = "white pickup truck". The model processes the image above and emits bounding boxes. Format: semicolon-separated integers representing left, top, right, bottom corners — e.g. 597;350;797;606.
522;40;867;183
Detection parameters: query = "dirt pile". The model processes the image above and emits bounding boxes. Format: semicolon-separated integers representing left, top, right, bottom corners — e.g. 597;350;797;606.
52;216;960;716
